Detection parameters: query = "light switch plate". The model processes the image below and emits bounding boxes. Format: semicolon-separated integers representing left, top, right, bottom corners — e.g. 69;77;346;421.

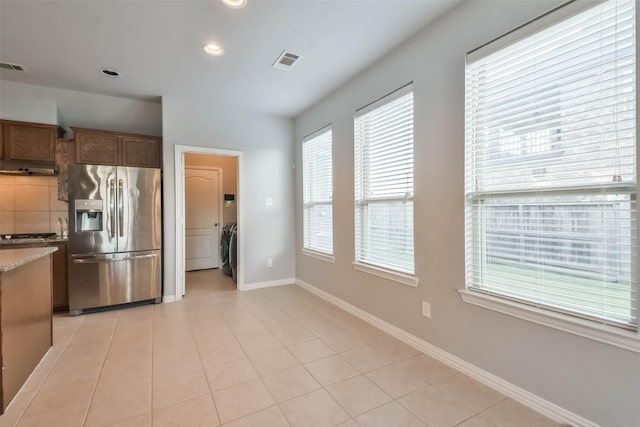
422;301;431;318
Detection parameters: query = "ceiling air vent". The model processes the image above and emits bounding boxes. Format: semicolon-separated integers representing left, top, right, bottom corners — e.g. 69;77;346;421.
272;50;302;71
0;62;26;72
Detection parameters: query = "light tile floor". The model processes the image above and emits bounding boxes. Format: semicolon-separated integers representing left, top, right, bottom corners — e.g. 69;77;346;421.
0;270;563;427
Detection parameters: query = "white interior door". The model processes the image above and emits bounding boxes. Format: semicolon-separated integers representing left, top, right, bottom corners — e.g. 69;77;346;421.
185;168;220;271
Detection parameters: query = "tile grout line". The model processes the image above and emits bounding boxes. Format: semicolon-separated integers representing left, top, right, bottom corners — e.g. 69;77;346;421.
150;305;156;427
188;293;227;426
178;278;529;427
81;311;121;427
260;287;471;426
242;291;359;426
265;286;497;424
216;289;292;426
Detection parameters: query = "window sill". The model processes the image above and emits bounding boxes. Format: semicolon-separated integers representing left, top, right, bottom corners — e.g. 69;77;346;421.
459;289;640;353
352;262;418;287
302;249;335;264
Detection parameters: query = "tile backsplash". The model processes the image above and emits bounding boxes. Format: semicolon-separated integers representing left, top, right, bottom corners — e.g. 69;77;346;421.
0;175;68;235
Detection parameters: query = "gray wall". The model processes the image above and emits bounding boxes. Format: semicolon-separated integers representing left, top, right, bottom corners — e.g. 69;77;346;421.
293;1;640;426
0;80;162;136
162;95;296;292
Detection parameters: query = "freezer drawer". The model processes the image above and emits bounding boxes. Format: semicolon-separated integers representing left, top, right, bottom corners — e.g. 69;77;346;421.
68;250;161;315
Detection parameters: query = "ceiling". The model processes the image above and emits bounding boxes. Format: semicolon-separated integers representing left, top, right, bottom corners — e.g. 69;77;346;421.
0;0;460;117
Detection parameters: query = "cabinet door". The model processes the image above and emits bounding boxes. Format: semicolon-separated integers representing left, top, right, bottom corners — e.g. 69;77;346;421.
75;130;119;165
0;122;3;159
121;136;162;168
51;242;68;312
3;121;56;162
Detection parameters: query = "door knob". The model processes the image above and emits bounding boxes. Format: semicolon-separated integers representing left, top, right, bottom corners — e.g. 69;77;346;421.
214;223;219;227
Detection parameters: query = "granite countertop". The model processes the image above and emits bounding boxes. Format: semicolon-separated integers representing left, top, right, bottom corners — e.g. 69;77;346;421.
0;237;68;246
0;247;58;273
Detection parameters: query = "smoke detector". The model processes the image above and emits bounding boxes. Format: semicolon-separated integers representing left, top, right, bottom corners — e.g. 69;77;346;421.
272;51;302;71
0;62;27;72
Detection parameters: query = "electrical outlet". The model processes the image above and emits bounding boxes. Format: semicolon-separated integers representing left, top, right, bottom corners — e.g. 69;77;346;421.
422;301;431;318
264;197;273;207
267;258;273;268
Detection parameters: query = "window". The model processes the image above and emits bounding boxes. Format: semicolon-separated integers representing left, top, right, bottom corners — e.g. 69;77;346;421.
355;84;415;281
302;126;333;257
465;0;637;332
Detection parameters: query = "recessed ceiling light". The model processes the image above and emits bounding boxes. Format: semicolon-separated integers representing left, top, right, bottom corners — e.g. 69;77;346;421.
203;43;225;56
100;68;121;77
220;0;246;8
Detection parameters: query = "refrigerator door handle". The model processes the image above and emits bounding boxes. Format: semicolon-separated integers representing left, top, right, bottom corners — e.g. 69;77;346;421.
110;179;116;238
72;252;157;264
121;253;158;262
73;257;114;264
118;179;124;237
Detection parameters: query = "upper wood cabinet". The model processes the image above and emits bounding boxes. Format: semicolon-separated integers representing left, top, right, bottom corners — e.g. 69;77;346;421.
73;127;162;168
121;135;162;168
1;120;57;162
74;129;119;165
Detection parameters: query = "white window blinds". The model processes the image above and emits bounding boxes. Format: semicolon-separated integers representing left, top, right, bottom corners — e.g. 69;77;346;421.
465;0;637;329
303;126;333;255
355;84;415;274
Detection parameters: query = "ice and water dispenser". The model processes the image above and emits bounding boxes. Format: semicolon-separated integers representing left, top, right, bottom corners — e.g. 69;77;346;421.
74;199;103;232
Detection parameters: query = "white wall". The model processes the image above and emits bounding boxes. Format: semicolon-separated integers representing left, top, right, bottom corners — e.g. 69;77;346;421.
0;81;57;124
162;96;296;291
294;1;640;426
0;81;162;136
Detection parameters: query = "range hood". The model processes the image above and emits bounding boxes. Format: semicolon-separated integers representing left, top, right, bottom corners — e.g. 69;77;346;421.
0;160;59;176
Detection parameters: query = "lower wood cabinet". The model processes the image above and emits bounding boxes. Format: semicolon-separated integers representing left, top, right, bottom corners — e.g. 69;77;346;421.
0;255;52;414
2;241;68;312
50;242;68;312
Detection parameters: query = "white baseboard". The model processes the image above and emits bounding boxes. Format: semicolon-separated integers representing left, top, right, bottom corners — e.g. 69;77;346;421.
163;295;177;303
241;278;295;291
295;278;597;427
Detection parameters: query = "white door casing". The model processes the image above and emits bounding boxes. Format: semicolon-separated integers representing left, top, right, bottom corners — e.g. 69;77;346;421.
174;144;244;298
185;167;221;271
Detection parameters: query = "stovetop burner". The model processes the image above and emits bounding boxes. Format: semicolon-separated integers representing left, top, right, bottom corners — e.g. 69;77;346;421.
0;232;57;240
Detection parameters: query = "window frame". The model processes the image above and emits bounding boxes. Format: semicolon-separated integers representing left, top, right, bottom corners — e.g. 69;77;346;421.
462;0;640;352
302;125;334;262
353;83;418;287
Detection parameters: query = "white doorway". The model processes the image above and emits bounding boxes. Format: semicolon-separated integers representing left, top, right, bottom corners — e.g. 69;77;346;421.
185;167;222;271
174;145;243;299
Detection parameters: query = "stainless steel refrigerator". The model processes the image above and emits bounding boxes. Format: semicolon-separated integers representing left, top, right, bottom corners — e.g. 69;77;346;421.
67;164;162;315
